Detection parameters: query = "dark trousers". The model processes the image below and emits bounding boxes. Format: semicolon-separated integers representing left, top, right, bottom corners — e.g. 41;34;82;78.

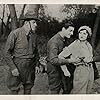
7;58;36;94
48;73;74;94
47;62;75;94
61;75;73;94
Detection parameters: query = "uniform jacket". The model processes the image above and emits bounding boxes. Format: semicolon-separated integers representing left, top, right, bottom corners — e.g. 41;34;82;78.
4;26;39;70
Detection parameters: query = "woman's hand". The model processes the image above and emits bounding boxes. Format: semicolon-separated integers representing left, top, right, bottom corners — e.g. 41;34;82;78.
35;66;40;74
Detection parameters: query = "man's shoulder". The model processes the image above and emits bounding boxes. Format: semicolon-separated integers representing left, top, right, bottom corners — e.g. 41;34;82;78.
9;27;24;37
12;27;23;35
48;34;59;43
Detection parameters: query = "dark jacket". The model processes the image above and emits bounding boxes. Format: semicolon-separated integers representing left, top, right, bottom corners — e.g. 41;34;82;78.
4;26;39;70
47;33;67;90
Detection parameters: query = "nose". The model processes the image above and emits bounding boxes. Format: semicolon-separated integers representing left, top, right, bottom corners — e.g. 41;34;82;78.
71;31;73;35
34;22;37;27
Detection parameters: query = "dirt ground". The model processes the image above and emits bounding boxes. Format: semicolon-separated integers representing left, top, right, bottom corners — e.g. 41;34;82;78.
0;40;100;95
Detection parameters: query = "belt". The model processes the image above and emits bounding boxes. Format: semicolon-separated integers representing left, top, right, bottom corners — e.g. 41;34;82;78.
76;63;92;67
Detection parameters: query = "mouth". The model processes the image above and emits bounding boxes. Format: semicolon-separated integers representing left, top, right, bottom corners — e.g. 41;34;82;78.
80;37;83;39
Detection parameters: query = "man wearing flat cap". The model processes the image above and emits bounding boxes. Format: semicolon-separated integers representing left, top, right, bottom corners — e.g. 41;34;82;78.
4;11;40;94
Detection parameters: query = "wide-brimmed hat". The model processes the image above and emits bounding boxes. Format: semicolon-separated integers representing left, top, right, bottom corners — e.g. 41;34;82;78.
78;26;92;36
20;11;40;21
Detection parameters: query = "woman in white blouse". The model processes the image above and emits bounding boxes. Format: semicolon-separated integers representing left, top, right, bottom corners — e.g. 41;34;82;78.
59;26;94;94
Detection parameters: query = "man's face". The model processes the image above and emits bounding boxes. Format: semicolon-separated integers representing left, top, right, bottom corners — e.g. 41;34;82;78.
62;26;74;38
79;30;88;41
29;20;37;31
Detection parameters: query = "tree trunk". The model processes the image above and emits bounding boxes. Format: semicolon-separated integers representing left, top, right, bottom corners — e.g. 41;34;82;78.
5;14;11;36
91;7;100;49
19;4;26;27
0;4;5;37
8;4;18;30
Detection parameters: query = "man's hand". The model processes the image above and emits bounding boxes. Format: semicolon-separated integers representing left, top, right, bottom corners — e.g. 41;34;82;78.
64;69;71;77
68;57;81;64
11;68;19;76
35;66;40;74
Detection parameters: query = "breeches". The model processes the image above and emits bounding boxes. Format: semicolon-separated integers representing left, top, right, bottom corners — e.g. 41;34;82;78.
47;62;73;94
7;58;35;91
71;65;94;94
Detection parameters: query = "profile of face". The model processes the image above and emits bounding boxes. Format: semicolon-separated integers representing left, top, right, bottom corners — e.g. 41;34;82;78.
29;20;37;31
62;26;74;38
79;30;88;41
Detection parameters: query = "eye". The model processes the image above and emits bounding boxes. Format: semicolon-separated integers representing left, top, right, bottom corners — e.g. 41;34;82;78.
83;32;87;35
33;21;36;24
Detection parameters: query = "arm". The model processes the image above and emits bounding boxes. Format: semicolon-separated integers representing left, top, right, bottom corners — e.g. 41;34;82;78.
34;43;40;67
59;41;81;65
4;31;17;71
48;42;69;66
58;47;71;59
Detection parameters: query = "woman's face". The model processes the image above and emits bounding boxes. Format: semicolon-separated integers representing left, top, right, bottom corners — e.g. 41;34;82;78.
79;30;88;41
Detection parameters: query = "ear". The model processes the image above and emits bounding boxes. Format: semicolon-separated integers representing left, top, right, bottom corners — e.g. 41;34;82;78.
24;21;28;25
62;27;65;31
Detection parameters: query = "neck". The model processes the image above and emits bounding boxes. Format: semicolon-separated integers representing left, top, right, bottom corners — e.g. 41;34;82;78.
59;31;64;38
79;40;87;43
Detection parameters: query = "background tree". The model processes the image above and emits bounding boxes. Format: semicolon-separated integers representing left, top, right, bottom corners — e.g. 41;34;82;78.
8;4;18;30
0;4;99;55
0;4;5;36
91;7;100;49
19;4;27;27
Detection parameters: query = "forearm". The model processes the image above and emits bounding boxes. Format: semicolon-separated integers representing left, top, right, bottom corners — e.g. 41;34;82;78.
4;31;17;70
4;51;16;70
50;57;69;66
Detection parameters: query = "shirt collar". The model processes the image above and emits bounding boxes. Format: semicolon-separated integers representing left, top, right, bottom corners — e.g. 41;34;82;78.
57;32;65;42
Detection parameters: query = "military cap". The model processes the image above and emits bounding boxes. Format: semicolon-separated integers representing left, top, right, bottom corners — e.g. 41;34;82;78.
20;11;40;21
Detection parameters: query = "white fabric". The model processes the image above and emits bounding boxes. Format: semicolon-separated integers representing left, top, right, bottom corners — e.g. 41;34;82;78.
58;39;93;76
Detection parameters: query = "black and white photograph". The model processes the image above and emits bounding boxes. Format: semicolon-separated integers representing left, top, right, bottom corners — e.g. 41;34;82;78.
0;4;100;95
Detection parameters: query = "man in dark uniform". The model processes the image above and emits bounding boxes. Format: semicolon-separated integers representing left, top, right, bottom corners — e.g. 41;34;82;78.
47;21;80;94
4;11;40;94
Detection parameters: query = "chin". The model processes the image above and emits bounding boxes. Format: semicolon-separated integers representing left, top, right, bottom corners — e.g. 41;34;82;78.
67;36;71;38
79;39;86;41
